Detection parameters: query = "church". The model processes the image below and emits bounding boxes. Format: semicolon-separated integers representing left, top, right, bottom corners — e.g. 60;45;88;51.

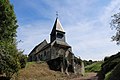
28;17;82;74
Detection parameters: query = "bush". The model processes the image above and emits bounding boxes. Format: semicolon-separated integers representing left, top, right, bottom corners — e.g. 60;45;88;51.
17;52;27;68
83;60;94;66
0;42;21;78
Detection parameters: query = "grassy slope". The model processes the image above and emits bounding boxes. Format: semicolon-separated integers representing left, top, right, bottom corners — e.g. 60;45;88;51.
104;71;111;80
85;61;103;72
109;62;120;80
100;52;120;80
11;62;69;80
11;61;102;80
104;63;120;80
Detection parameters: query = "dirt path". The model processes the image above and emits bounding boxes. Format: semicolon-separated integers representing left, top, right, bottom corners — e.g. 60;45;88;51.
71;72;98;80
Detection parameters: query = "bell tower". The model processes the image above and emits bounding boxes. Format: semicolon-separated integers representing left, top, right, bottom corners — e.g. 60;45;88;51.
50;17;66;43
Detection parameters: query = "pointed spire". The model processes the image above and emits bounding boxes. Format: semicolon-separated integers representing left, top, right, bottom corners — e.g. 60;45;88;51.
55;18;65;32
51;17;65;33
52;11;64;32
50;15;66;42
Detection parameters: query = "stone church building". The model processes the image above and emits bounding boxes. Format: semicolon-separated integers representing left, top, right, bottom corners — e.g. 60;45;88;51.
28;17;83;74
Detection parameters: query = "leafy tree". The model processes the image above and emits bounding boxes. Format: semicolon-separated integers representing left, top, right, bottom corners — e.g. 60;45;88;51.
0;0;18;42
0;0;27;79
0;41;21;79
83;60;95;66
110;11;120;45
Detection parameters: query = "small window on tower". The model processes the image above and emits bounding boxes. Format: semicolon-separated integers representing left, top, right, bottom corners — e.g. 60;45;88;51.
57;33;63;38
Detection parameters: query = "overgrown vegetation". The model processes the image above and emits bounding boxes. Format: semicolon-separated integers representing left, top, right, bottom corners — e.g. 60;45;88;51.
104;71;111;80
99;10;120;80
110;11;120;45
83;60;97;66
0;0;27;79
109;62;120;80
85;61;103;72
98;52;120;80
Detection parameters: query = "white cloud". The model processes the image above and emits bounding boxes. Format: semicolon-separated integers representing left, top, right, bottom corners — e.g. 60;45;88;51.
100;0;120;26
16;0;120;60
17;22;50;54
63;0;120;60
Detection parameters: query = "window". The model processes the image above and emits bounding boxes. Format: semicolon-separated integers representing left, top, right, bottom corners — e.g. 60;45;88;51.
57;33;63;38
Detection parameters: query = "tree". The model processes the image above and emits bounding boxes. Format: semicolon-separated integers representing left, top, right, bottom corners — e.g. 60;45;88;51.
17;51;27;68
110;11;120;45
0;0;26;79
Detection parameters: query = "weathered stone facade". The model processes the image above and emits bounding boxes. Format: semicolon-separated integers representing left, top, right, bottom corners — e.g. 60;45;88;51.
28;17;83;74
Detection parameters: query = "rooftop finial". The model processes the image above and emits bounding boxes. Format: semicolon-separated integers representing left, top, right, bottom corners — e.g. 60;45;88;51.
56;11;58;18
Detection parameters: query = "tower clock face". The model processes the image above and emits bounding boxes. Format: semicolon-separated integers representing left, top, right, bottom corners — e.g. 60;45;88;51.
57;33;63;38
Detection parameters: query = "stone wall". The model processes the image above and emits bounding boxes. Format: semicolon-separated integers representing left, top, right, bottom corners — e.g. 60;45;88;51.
36;47;51;61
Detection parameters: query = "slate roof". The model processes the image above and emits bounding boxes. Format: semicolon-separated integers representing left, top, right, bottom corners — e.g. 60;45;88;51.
36;40;71;54
29;39;48;56
51;40;71;48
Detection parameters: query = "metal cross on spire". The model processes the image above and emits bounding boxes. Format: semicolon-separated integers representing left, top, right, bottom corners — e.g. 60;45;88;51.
56;11;58;18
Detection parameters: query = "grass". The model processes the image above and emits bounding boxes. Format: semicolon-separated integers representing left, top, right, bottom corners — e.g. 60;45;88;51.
11;62;70;80
85;61;103;72
108;62;120;80
10;61;101;80
104;71;111;80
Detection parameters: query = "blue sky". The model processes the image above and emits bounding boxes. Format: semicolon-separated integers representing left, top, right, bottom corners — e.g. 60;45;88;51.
10;0;120;60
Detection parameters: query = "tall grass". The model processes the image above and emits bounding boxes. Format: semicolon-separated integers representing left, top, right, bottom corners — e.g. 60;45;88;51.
85;61;103;72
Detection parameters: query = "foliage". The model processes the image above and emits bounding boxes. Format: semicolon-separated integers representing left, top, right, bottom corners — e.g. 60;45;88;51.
85;61;103;72
109;62;120;80
101;52;120;74
83;60;96;66
104;71;111;80
17;52;27;68
0;41;27;78
0;0;26;79
0;0;18;42
0;41;20;78
101;8;120;80
99;52;120;79
104;56;110;61
110;11;120;45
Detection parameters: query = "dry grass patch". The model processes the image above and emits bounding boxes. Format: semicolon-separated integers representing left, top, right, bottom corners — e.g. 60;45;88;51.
11;62;69;80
